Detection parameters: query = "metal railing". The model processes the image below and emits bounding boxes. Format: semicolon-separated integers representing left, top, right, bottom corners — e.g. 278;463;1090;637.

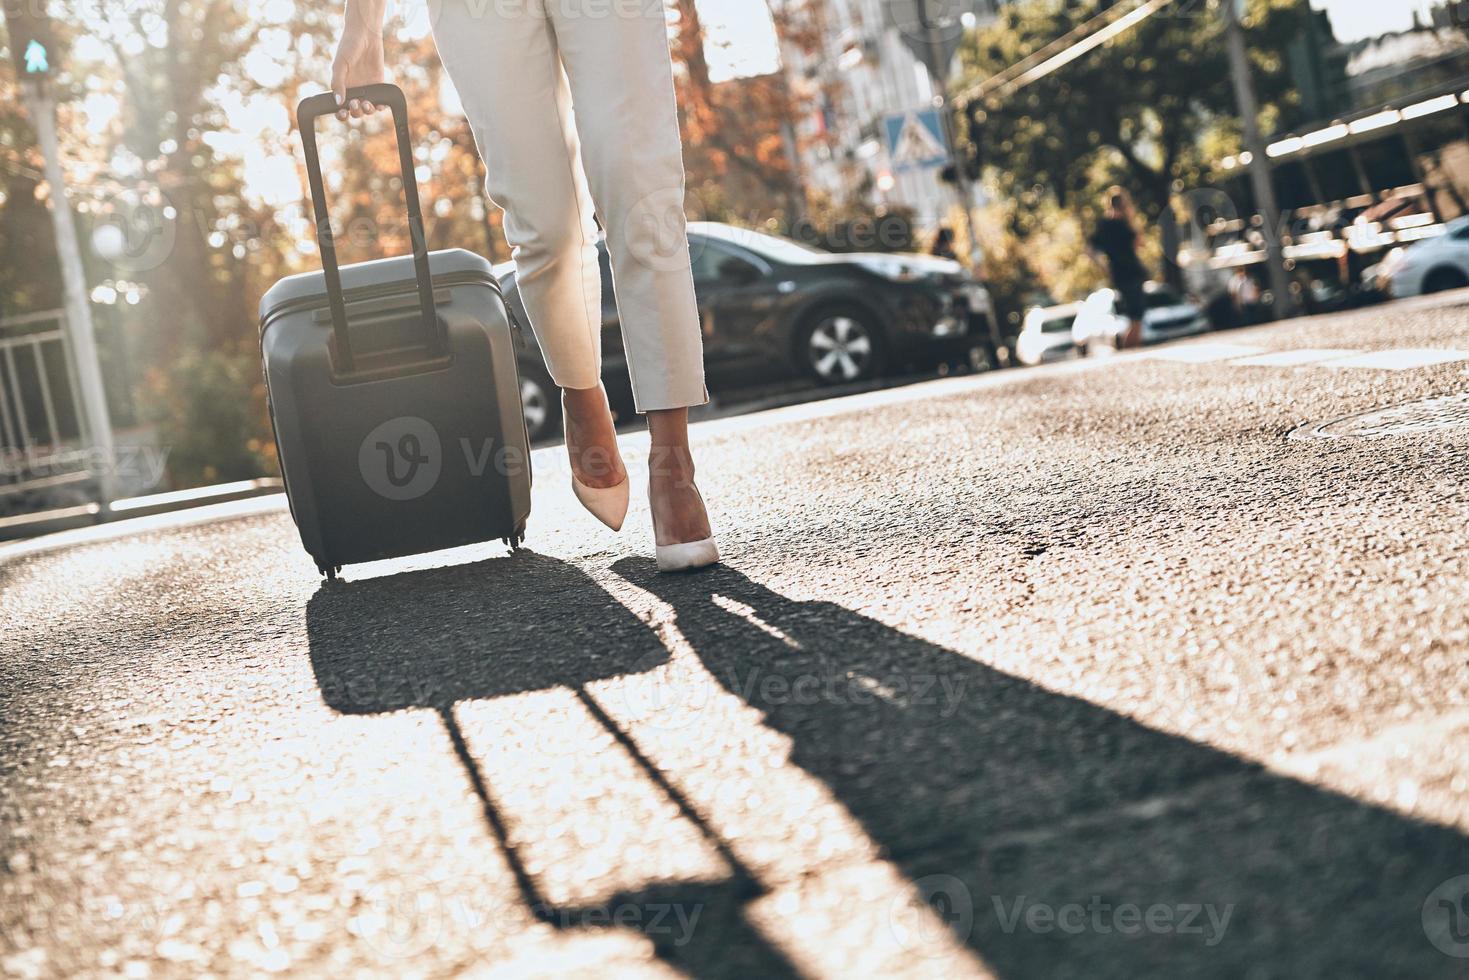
0;308;96;503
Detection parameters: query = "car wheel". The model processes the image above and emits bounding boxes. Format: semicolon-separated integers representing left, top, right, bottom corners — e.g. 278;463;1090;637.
798;306;884;384
1423;268;1469;295
517;359;560;443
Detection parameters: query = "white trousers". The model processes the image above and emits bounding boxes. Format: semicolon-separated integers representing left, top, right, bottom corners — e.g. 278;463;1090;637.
430;0;707;412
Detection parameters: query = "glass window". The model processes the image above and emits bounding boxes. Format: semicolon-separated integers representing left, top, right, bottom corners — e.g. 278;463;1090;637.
690;242;727;281
691;244;760;283
698;226;822;264
1146;288;1183;309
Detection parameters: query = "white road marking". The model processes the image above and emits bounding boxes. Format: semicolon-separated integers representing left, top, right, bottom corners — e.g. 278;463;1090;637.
1229;348;1360;367
1317;348;1469;370
1153;344;1469;372
1142;343;1265;363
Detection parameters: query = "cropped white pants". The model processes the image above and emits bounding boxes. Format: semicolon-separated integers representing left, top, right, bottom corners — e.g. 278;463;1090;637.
430;0;707;411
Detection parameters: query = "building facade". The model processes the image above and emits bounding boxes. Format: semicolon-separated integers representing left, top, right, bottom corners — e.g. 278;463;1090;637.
782;0;1006;233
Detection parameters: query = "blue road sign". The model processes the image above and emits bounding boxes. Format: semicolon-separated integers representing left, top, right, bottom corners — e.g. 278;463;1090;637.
883;109;948;173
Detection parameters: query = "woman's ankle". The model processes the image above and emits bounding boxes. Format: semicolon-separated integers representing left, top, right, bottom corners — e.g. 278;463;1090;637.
562;383;608;421
561;384;624;487
648;445;695;488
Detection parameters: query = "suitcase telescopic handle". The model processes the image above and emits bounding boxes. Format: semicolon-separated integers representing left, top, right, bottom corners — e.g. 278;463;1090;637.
297;83;443;374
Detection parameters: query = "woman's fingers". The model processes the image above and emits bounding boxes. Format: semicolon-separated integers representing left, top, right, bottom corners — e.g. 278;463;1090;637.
333;98;384;121
330;67;347;109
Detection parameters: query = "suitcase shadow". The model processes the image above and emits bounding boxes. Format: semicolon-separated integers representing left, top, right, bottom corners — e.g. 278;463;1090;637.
607;558;1469;978
303;550;800;977
305;550;666;712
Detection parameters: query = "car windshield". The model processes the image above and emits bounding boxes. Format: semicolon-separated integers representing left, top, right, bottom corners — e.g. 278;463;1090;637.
1042;315;1076;334
697;226;824;264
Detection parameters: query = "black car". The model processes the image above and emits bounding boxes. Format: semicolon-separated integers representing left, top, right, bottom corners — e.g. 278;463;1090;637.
497;222;974;440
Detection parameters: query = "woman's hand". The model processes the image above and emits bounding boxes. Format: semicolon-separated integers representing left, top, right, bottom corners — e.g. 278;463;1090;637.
330;0;389;120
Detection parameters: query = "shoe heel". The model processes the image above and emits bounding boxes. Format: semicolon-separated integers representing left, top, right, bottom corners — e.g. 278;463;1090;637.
651;483;719;572
655;537;720;573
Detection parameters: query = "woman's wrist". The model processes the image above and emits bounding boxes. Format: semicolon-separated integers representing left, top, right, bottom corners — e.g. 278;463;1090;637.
344;0;387;33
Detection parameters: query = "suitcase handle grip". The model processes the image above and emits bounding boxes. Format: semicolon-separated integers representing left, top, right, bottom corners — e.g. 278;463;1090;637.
297;83;443;373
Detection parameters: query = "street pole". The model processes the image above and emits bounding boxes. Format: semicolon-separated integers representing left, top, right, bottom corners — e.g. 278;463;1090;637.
22;83;117;510
916;0;981;257
1222;0;1295;321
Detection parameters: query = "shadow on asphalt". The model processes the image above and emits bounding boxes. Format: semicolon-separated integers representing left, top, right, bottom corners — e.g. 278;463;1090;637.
305;553;1469;977
304;551;797;977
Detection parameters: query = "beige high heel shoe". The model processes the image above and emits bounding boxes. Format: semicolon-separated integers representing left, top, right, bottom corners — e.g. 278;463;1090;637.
651;483;719;573
564;391;628;531
572;474;629;531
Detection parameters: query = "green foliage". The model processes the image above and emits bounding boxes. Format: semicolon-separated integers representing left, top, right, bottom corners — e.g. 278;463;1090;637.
143;348;272;487
955;0;1313;306
791;190;917;253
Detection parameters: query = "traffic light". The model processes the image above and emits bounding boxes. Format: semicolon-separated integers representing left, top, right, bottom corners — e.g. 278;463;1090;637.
964;101;986;172
939;161;980;185
939;103;985;185
7;4;55;80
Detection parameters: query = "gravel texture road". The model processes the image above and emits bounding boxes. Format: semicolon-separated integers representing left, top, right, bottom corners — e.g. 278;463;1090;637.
5;294;1469;978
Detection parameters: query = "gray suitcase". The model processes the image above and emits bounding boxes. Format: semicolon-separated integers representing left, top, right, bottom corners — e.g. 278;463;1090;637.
259;84;530;579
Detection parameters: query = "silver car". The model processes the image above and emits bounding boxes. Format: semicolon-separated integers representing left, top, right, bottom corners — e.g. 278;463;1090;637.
1072;282;1210;350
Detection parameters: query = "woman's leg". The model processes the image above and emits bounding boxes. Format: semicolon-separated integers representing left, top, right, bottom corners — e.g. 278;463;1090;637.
429;0;622;488
549;0;707;413
551;0;714;545
646;409;712;546
562;383;624;489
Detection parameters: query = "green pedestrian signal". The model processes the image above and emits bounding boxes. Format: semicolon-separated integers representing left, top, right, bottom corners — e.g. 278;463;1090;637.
23;39;49;75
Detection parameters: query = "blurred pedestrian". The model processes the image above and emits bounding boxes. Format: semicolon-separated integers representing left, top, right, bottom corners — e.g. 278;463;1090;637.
1159;197;1184;292
931;225;1005;369
1227;266;1262;326
1088;187;1149;349
930;225;959;261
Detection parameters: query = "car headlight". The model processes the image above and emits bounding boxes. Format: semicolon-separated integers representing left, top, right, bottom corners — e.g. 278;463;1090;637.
853;257;922;282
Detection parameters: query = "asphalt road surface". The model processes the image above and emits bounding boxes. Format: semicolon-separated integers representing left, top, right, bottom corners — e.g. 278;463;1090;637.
6;294;1469;978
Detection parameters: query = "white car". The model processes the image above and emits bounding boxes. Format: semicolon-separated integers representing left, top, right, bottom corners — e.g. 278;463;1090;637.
1071;282;1210;350
1375;218;1469;297
1016;303;1081;366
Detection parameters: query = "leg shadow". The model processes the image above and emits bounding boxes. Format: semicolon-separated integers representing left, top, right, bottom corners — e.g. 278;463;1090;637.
614;559;1469;978
305;551;797;977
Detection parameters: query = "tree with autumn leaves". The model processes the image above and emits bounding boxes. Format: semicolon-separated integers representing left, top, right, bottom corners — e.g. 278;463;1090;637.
0;0;826;488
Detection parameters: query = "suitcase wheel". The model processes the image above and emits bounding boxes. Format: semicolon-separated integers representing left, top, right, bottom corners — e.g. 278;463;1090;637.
502;520;527;553
317;562;342;581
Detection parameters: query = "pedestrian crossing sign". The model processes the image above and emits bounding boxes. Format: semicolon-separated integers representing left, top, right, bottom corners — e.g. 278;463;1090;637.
884;109;948;173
